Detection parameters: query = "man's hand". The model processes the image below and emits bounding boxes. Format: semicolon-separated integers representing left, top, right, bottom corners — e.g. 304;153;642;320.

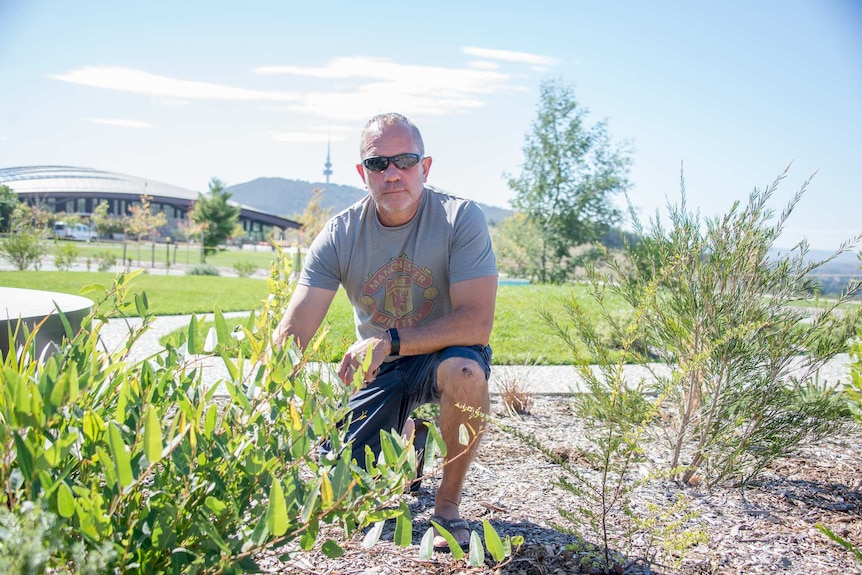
337;333;391;386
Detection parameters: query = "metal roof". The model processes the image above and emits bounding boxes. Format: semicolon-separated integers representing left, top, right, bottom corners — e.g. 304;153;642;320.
0;165;299;230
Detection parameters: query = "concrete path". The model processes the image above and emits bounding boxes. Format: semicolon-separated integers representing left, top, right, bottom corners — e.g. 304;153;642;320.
98;313;853;397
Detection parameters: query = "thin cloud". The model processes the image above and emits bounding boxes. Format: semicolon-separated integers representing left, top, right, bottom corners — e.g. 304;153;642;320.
255;56;512;94
51;66;299;102
468;60;501;71
89;117;152;128
462;46;559;67
50;51;543;124
253;56;516;119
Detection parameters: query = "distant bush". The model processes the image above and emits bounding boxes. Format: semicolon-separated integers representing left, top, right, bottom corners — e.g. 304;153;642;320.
54;242;79;271
233;260;257;278
0;229;48;271
94;250;116;272
187;264;220;276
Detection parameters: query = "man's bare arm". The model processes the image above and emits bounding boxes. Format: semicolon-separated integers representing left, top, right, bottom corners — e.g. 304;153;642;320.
397;275;497;355
337;275;497;384
274;284;337;352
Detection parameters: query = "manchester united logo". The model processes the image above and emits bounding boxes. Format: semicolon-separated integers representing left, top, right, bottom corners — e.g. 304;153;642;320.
361;255;438;329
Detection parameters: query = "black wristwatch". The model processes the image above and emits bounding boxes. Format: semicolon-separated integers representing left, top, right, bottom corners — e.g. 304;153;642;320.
387;328;400;356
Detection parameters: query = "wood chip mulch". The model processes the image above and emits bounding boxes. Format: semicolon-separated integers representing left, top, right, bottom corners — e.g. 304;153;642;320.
255;395;862;575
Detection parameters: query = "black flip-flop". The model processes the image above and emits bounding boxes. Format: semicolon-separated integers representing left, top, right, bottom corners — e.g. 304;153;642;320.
430;515;471;553
408;419;431;494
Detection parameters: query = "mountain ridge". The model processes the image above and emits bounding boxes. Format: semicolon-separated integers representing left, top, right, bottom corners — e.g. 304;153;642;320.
225;177;514;224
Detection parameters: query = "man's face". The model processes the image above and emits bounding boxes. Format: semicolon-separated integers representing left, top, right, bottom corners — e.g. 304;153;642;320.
356;122;433;227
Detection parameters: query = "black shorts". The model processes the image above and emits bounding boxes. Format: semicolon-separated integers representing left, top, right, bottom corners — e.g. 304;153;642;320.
322;345;492;468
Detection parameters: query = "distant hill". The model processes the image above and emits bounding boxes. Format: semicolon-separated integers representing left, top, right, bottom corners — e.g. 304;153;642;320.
225;178;514;224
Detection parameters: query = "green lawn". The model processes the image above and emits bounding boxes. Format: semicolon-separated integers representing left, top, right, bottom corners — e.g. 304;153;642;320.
46;240;283;270
169;284;601;364
0;270;604;364
0;271;269;315
4;268;855;364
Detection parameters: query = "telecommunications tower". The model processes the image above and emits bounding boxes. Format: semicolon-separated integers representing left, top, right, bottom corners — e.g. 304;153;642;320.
323;139;333;184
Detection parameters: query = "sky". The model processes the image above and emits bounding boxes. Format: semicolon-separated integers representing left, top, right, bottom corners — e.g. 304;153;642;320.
1;0;860;250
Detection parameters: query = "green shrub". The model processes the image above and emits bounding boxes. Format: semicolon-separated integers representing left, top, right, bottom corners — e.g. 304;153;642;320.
233;260;257;278
0;506;115;575
0;229;48;271
814;315;862;565
93;250;116;272
187;264;220;276
512;169;860;572
54;243;79;271
568;168;861;487
0;257;426;573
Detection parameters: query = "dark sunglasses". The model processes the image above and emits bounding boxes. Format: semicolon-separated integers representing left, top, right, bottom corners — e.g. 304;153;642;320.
362;153;421;172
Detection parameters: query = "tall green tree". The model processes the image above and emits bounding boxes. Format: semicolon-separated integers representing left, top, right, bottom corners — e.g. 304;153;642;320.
190;178;241;257
0;184;20;233
506;78;632;283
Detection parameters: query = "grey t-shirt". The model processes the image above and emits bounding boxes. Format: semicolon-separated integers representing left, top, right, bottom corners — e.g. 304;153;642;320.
299;186;498;341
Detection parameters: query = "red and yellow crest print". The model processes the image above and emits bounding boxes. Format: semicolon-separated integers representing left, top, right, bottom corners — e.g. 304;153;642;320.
360;255;438;329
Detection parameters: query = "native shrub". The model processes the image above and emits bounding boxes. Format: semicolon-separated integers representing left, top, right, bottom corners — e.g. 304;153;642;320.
0;256;424;573
187;264;220;276
54;242;79;271
0;228;47;271
816;316;862;564
233;260;257;278
576;166;861;487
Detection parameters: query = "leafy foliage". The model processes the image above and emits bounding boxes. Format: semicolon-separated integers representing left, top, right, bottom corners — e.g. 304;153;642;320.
490;212;545;283
576;166;861;487
0;255;425;573
89;200;125;239
186;264;221;276
295;188;332;247
813;315;862;565
190;178;241;258
0;505;115;575
505;78;631;283
0;183;19;233
233;260;257;278
124;194;167;242
53;242;80;271
0;205;48;270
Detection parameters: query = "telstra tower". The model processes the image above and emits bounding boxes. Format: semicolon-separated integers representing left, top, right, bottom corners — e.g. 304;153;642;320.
323;139;333;184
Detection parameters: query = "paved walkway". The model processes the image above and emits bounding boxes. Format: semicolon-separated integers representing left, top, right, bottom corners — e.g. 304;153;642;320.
98;313;853;397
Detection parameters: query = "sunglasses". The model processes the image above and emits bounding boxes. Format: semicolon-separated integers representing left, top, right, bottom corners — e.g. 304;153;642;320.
362;153;422;172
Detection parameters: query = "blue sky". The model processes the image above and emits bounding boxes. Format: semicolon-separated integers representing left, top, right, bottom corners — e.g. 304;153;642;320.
1;0;860;250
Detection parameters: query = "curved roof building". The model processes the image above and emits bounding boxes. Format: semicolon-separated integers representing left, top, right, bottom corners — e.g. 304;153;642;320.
0;165;300;240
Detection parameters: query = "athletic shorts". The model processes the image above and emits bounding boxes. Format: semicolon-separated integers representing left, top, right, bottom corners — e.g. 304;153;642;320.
322;344;492;468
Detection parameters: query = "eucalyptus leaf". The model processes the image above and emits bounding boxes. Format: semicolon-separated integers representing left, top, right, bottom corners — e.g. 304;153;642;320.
468;530;485;566
266;478;288;536
362;520;385;549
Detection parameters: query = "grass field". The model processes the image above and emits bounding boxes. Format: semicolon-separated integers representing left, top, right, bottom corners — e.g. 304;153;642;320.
0;271;269;315
0;269;605;364
4;265;854;364
44;239;284;270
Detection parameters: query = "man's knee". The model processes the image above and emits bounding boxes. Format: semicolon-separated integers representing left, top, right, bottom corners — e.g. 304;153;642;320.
436;357;488;398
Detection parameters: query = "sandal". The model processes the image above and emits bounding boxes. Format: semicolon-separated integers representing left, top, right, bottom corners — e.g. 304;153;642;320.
408;419;431;494
430;514;471;553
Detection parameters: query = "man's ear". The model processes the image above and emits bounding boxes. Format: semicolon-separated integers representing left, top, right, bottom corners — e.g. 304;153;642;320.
356;163;368;184
421;156;433;182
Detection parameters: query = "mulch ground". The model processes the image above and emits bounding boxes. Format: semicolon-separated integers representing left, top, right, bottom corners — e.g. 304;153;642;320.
256;395;862;575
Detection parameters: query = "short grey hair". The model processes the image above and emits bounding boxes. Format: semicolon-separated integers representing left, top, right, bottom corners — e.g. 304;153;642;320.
359;113;425;158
